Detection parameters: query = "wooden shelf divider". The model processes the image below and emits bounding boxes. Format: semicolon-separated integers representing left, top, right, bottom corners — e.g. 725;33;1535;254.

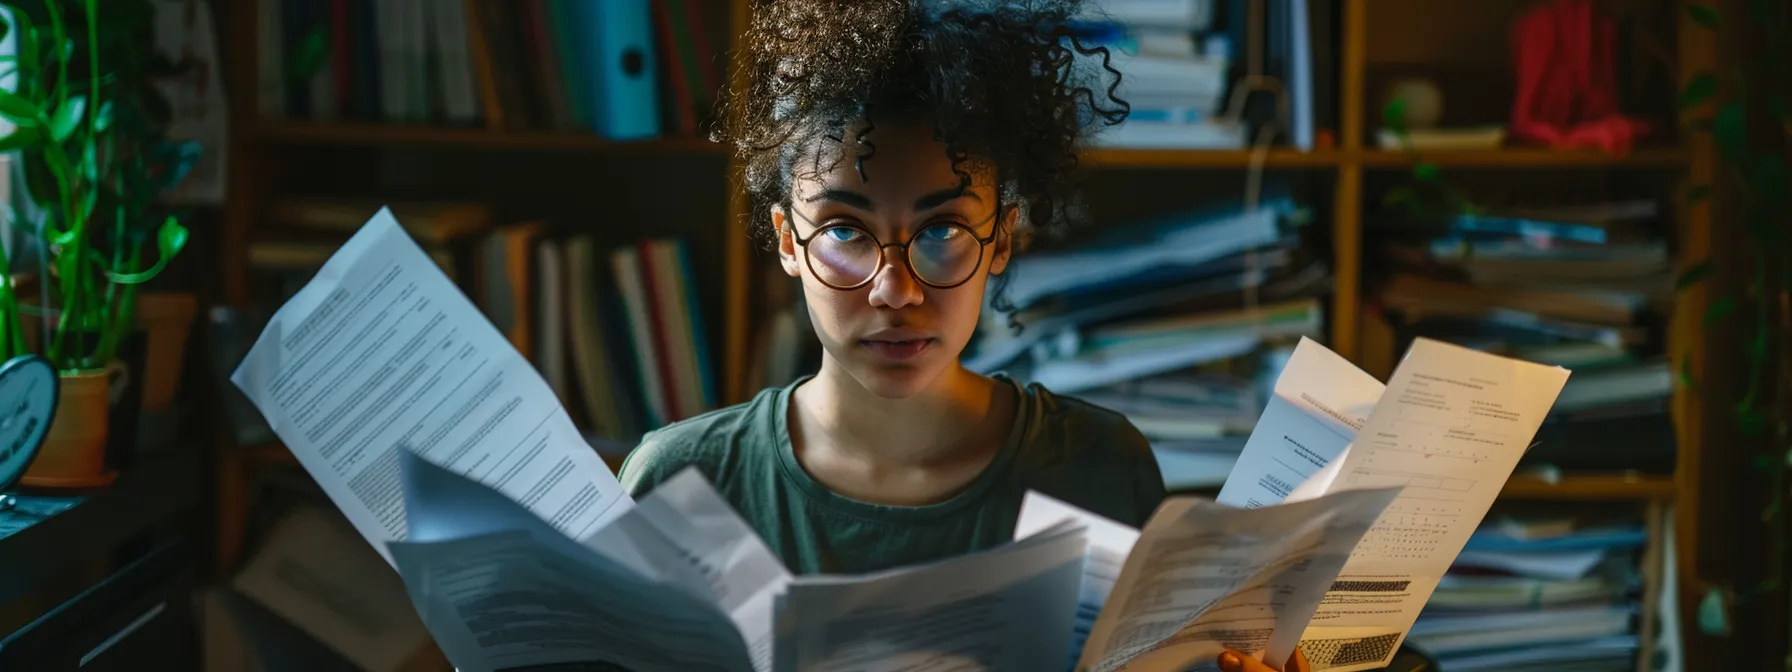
247;120;727;154
1499;474;1679;501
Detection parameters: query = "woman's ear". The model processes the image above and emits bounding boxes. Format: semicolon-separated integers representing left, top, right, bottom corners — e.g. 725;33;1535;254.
987;205;1019;276
773;207;802;278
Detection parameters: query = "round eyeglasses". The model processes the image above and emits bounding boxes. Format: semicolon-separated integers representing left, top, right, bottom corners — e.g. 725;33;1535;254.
788;213;1000;290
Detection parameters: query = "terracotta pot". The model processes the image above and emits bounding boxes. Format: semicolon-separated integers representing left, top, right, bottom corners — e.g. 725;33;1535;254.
136;291;197;413
21;367;121;490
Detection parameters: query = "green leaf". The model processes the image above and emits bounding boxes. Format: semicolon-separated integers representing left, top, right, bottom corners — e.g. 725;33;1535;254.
93;99;111;133
9;9;36;74
1382;98;1408;136
1677;259;1713;289
1686;184;1712;206
104;217;188;284
1698;587;1729;636
47;94;84;142
1751;453;1778;474
287;29;329;82
1414;162;1441;182
1677;352;1699;392
1705;297;1736;326
1681;72;1718;110
0;90;43;127
0;125;40;152
1715;101;1747;160
1688;4;1721;28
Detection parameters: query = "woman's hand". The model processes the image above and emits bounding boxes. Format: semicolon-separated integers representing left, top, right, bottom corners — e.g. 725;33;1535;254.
1218;648;1311;672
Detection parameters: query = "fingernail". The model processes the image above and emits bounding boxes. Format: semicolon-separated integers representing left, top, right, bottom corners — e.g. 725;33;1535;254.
1218;651;1244;672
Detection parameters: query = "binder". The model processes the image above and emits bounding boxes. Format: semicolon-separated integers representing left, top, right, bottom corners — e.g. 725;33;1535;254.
570;0;662;139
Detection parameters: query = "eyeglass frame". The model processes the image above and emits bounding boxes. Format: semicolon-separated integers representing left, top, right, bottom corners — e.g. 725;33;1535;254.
781;202;1007;291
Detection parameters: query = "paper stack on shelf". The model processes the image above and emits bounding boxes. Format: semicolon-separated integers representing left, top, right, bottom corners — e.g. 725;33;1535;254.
1368;198;1677;475
1408;513;1647;671
1072;0;1246;149
969;185;1329;489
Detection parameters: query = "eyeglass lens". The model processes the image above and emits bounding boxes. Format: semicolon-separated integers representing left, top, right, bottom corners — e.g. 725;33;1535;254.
808;223;983;288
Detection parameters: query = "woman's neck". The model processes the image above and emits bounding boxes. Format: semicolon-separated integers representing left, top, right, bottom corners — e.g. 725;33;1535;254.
796;355;1007;470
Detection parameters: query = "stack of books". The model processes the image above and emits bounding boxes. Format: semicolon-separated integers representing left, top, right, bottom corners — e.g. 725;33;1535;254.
966;185;1329;489
1408;513;1646;670
1369;199;1677;475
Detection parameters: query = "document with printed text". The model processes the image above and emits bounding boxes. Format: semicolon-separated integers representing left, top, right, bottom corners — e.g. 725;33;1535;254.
1215;337;1384;509
1020;488;1403;672
229;207;630;564
1218;337;1571;671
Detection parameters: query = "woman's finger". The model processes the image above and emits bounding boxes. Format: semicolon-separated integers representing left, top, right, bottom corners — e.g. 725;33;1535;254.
1217;648;1311;672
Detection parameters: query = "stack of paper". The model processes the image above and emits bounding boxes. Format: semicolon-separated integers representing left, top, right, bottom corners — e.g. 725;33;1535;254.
230;208;1575;672
1403;517;1647;671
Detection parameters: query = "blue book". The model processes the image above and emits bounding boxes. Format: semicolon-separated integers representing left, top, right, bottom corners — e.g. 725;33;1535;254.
568;0;662;139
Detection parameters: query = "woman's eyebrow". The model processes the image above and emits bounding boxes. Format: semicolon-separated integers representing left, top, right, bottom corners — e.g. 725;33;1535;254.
913;187;980;211
802;188;877;211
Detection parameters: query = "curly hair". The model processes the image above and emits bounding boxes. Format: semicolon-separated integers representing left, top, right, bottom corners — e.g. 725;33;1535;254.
712;0;1130;258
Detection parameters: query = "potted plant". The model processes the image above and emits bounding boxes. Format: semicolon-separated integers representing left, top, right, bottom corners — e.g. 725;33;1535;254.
0;0;193;489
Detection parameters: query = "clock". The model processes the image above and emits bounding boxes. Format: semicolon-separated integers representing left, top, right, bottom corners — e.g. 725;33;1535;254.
0;355;57;509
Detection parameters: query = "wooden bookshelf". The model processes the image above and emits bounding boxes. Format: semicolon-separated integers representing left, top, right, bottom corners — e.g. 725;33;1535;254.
1500;474;1679;501
1356;146;1690;168
209;1;1745;664
247;120;728;154
1083;147;1344;168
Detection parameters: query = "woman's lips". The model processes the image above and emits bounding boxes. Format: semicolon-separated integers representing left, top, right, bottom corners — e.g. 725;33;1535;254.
860;338;935;361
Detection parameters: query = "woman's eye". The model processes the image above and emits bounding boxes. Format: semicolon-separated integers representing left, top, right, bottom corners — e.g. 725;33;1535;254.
823;227;863;242
921;224;962;241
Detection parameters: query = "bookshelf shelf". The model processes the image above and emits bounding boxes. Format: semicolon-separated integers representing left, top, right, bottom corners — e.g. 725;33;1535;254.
246;120;728;155
1082;147;1344;168
1357;147;1688;169
1499;474;1677;501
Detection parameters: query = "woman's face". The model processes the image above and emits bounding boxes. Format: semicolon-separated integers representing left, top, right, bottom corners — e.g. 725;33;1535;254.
773;120;1014;399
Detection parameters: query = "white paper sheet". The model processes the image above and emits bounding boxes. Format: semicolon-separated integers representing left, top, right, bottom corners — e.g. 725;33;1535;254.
1076;487;1402;672
1016;492;1145;667
1296;338;1570;672
629;469;795;672
772;521;1089;672
228;207;630;564
1216;337;1383;509
389;451;755;672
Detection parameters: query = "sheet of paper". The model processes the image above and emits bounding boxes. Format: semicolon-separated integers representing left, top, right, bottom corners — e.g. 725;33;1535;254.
1016;492;1143;667
228;207;630;564
1076;487;1402;672
1286;445;1349;503
772;521;1088;672
630;468;795;672
389;450;757;672
1216;336;1384;509
1297;337;1570;672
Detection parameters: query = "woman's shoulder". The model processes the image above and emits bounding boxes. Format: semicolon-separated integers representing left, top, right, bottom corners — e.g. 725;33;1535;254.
616;385;786;496
1015;379;1153;456
1008;378;1168;526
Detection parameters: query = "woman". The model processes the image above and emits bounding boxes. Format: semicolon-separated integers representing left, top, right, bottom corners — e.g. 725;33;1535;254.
619;1;1306;670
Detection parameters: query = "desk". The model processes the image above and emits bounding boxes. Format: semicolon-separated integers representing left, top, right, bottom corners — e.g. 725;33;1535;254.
0;447;204;607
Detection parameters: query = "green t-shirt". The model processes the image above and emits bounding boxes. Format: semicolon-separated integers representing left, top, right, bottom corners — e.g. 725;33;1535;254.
617;375;1166;575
